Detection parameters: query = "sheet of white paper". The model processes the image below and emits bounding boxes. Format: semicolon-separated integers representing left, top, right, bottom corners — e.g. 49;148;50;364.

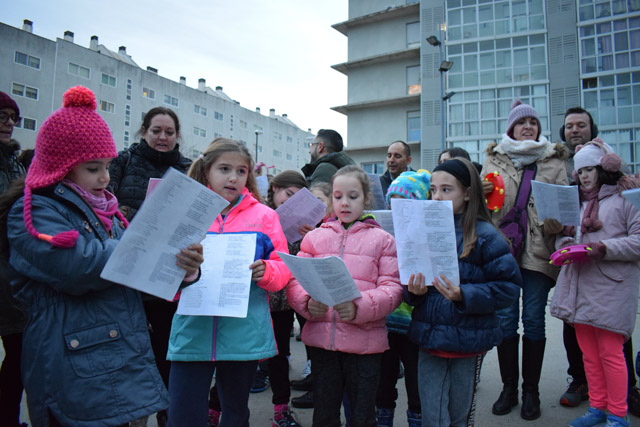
278;252;362;306
391;198;460;286
176;233;257;317
368;210;395;236
276;187;327;244
101;168;229;300
256;175;269;199
622;188;640;210
368;173;388;210
531;181;580;226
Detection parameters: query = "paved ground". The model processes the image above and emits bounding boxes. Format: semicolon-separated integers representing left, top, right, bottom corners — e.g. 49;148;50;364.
12;288;640;426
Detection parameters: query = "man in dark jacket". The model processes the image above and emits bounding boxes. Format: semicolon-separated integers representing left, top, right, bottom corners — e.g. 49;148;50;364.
380;141;413;196
301;129;354;186
0;91;27;427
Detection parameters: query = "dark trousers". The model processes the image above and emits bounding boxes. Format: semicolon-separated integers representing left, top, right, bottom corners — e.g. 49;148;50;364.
310;347;381;427
269;310;294;405
376;332;421;413
0;332;24;426
143;298;177;388
564;322;637;387
168;360;258;427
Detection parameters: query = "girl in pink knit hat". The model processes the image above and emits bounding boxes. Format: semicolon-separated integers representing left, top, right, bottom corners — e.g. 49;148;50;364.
0;86;203;426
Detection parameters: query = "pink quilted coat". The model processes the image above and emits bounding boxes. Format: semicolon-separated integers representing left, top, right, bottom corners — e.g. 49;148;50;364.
286;219;402;354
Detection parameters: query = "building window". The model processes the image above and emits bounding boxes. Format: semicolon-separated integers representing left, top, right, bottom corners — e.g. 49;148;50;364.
214;111;224;121
407;22;420;48
99;100;115;114
124;130;130;147
142;87;155;99
126;79;132;100
101;73;116;87
68;62;90;79
240;120;248;129
125;104;131;127
11;83;38;100
273;149;282;157
287;136;293;143
193;127;206;137
164;94;179;107
273;131;282;141
14;51;40;69
362;162;384;174
407;110;421;142
191;149;203;159
194;105;207;116
17;117;37;131
407;65;421;95
286;153;293;160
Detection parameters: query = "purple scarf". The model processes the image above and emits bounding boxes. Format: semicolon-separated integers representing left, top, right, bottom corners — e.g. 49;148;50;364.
580;186;603;234
63;179;119;232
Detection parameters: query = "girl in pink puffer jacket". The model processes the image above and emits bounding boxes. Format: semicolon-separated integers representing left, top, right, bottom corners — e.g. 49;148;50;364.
287;165;402;427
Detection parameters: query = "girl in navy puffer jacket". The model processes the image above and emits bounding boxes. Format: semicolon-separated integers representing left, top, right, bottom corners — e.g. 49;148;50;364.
404;158;521;427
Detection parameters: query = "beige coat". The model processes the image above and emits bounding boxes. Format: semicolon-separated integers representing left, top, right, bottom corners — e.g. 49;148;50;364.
481;141;568;280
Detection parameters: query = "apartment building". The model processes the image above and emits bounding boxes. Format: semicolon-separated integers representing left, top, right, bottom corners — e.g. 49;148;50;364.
1;20;314;174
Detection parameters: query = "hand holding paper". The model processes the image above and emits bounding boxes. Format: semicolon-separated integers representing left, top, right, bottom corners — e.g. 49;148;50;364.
407;273;428;296
308;298;329;318
176;243;204;277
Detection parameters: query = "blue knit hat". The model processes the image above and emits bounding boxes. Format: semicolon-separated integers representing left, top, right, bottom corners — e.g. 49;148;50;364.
386;170;431;204
506;99;541;140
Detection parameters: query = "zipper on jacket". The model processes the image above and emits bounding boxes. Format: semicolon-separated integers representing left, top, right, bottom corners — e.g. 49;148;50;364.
330;227;351;350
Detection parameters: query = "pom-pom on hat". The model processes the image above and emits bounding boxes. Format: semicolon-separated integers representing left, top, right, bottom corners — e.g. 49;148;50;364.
573;140;621;174
0;91;20;116
23;86;119;248
386;169;431;204
506;99;541;140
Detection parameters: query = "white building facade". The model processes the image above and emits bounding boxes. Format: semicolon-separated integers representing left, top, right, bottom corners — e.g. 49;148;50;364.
334;0;640;172
1;20;314;174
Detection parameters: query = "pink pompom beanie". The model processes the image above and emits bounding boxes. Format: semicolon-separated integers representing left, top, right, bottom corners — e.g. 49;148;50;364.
506;99;541;140
23;85;121;248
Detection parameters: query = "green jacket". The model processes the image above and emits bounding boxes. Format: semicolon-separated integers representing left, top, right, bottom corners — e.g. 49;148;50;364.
301;151;355;185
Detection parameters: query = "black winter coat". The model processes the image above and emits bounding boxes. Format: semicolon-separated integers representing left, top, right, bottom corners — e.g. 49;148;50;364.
108;140;192;220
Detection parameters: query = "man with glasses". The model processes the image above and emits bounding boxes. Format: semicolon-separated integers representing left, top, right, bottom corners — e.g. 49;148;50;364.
302;129;354;186
0;91;28;427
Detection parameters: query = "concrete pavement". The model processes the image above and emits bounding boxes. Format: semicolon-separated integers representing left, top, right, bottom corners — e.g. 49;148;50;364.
14;288;640;425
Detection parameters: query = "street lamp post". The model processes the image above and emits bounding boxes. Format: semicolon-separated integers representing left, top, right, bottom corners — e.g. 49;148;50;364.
427;33;454;153
254;129;263;164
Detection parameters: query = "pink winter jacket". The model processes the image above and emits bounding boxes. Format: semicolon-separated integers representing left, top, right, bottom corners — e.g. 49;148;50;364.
286;219;402;354
551;184;640;339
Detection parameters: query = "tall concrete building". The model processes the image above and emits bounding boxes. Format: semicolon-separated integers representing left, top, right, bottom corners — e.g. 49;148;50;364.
1;20;314;174
333;0;640;172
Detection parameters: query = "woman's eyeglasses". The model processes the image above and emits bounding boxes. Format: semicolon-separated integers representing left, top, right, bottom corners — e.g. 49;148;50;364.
0;112;22;126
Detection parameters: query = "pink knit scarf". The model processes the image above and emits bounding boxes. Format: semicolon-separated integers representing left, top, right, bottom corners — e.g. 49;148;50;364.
63;179;119;232
580;186;603;234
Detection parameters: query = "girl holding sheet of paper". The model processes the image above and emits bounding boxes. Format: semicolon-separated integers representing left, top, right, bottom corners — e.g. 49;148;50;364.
550;142;640;427
405;158;521;427
0;86;204;426
287;165;402;427
166;138;290;427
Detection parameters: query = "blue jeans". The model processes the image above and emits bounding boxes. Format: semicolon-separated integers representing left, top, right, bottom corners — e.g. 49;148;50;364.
497;268;553;342
167;360;258;427
417;350;482;427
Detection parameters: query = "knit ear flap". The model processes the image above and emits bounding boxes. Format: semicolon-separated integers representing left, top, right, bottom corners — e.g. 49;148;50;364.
23;186;79;248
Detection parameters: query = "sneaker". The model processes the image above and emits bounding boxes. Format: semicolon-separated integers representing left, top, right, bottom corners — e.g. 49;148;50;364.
628;386;640;417
300;359;311;379
605;414;630;427
273;408;302;427
291;390;314;409
290;374;312;391
250;369;270;393
208;409;221;427
560;378;589;407
569;407;607;427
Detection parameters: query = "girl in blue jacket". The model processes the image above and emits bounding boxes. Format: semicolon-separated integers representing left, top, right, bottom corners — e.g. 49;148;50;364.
0;86;203;426
404;158;521;427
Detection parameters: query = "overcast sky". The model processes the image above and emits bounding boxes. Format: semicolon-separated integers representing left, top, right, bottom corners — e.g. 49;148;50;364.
5;0;349;142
